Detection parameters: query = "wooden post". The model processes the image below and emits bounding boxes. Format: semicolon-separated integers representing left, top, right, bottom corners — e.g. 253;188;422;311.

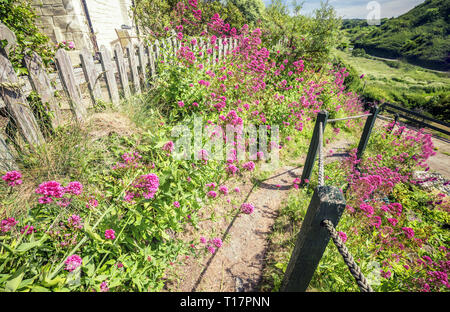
0;54;44;146
356;105;379;160
0;134;17;171
24;51;62;128
99;45;120;107
55;48;87;121
137;42;147;86
281;186;346;292
126;45;141;94
300;111;328;186
79;48;103;106
114;44;130;98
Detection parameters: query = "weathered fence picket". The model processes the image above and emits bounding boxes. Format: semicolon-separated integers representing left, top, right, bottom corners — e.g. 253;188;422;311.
99;45;120;107
24;51;62;128
137;43;147;86
0;134;17;171
79;48;103;106
154;39;160;60
114;43;130;98
55;48;87;121
147;45;156;78
0;53;44;146
126;45;141;94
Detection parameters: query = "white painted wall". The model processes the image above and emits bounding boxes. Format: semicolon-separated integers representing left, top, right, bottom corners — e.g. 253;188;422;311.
85;0;138;52
32;0;139;62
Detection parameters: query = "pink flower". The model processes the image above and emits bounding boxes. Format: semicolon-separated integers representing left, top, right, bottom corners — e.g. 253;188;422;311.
67;214;83;229
387;218;398;226
65;254;82;272
128;174;159;200
86;197;98;209
402;227;415;239
100;281;109;292
0;218;18;233
105;229;116;240
380;270;391;279
338;231;347;243
240;203;254;214
20;225;36;235
234;187;240;193
173;201;180;208
207;191;217;198
207;245;216;254
1;171;22;187
219;185;229;195
65;181;83;195
162;141;174;153
212;237;222;248
242;161;255;171
200;236;207;244
36;181;65;203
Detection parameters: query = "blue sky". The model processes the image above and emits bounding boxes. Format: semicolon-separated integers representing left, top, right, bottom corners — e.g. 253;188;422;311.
263;0;426;18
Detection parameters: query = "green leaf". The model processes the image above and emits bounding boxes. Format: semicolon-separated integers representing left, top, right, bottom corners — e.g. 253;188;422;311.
15;236;48;253
5;266;25;292
84;223;103;243
0;242;15;254
31;285;51;292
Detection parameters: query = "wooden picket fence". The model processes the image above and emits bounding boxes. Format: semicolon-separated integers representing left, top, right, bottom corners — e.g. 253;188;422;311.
0;23;239;171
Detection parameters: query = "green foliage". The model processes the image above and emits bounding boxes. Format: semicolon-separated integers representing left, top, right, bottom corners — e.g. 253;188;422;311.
262;0;342;66
133;0;247;40
343;0;450;71
334;50;450;122
0;0;53;72
227;0;265;25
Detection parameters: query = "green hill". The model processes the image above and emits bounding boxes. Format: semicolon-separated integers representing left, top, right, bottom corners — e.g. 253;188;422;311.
343;0;450;71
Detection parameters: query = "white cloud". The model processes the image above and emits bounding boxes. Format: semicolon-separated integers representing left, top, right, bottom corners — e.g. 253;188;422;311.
264;0;426;18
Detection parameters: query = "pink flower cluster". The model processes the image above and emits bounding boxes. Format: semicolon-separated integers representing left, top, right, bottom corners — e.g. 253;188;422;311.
34;180;83;205
1;218;18;233
65;254;82;272
200;236;223;254
1;171;22;187
240;203;254;214
124;173;159;202
112;152;142;170
105;229;115;240
67;214;83;229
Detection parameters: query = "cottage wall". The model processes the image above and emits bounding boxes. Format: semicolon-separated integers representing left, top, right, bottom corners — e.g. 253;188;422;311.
31;0;137;64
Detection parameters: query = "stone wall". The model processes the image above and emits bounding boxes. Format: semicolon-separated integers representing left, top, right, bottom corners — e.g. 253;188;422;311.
32;0;137;64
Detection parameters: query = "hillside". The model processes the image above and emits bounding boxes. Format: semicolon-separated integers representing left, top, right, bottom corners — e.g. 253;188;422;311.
343;0;450;71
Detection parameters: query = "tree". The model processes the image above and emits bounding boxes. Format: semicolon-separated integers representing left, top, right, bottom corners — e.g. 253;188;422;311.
227;0;265;25
262;0;342;66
